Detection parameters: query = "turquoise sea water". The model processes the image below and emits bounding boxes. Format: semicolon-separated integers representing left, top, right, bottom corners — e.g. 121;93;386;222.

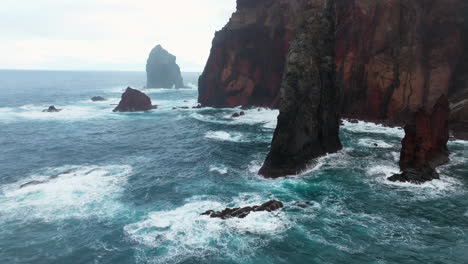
0;70;466;264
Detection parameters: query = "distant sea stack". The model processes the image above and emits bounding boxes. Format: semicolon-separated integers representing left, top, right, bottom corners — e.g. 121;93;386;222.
113;87;154;112
146;45;184;88
389;96;450;184
259;0;342;178
198;0;467;138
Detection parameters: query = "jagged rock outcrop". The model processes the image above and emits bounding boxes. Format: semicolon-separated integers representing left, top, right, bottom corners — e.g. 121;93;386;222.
146;45;184;88
259;0;342;178
389;96;450;184
113;87;154;112
198;0;467;138
201;200;284;219
42;106;61;112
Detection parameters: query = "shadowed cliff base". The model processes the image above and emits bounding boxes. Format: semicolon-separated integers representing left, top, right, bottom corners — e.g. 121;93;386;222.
259;0;342;178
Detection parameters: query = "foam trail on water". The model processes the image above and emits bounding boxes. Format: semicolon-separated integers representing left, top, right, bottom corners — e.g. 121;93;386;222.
342;120;404;137
209;165;228;174
124;194;290;263
205;131;244;142
0;165;131;222
358;138;394;148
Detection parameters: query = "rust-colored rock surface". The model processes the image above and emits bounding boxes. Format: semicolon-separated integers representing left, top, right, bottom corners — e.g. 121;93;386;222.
389;96;450;184
198;0;467;136
399;96;450;170
198;0;302;108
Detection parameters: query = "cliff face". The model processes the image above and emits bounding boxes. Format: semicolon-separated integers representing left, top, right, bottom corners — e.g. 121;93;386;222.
336;0;465;123
146;45;184;88
259;0;342;178
198;0;302;108
389;96;450;184
198;0;467;134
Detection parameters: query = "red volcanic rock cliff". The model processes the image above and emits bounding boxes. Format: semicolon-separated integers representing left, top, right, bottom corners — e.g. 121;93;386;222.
399;96;450;170
199;0;467;135
198;0;301;108
388;96;450;184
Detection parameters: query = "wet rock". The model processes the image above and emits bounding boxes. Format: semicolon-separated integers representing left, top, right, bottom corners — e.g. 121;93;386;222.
259;1;342;178
91;96;106;102
146;45;184;88
388;167;440;184
192;104;202;109
113;87;154;112
42;106;62;112
201;200;284;219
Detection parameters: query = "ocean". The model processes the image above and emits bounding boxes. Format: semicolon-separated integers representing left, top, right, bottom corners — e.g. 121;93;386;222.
0;70;466;264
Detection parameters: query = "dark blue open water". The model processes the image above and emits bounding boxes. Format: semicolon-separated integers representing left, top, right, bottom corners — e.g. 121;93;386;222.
0;70;466;264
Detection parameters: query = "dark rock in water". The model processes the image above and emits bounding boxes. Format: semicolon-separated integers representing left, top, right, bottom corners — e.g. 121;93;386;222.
231;111;245;118
91;96;106;102
388;167;440;184
192;104;202;109
348;119;359;124
201;200;284;220
20;180;45;189
389;96;450;184
399;96;450;170
291;201;314;208
42;106;62;112
113;87;154;112
374;143;379;147
259;1;342;178
146;45;184;88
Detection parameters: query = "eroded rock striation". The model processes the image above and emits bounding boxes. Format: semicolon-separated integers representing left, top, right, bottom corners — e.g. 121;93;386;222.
146;45;184;88
258;0;342;178
389;96;450;184
198;0;302;108
198;0;467;137
201;200;284;219
113;87;154;112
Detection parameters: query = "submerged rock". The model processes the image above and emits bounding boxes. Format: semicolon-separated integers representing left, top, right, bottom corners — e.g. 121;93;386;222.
389;96;450;184
113;87;154;112
42;106;62;112
258;1;342;178
91;96;106;102
146;45;184;88
201;200;284;219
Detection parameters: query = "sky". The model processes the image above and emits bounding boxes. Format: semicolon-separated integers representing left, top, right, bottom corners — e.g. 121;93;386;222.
0;0;236;72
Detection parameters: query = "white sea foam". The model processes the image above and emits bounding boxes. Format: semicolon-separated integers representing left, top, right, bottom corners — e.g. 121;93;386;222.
124;194;290;263
342;120;404;137
0;103;117;122
358;138;394;148
205;131;244;142
0;165;131;222
366;164;464;195
226;108;279;129
209;165;228;175
191;108;279;129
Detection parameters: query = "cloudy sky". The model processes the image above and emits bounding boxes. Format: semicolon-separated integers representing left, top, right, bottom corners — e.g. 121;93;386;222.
0;0;236;72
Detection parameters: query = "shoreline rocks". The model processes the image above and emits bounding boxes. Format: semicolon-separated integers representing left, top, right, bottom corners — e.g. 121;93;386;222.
113;87;155;112
42;106;62;112
146;45;184;88
201;200;284;219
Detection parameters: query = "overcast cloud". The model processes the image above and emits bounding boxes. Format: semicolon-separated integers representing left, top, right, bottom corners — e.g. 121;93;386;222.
0;0;236;72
